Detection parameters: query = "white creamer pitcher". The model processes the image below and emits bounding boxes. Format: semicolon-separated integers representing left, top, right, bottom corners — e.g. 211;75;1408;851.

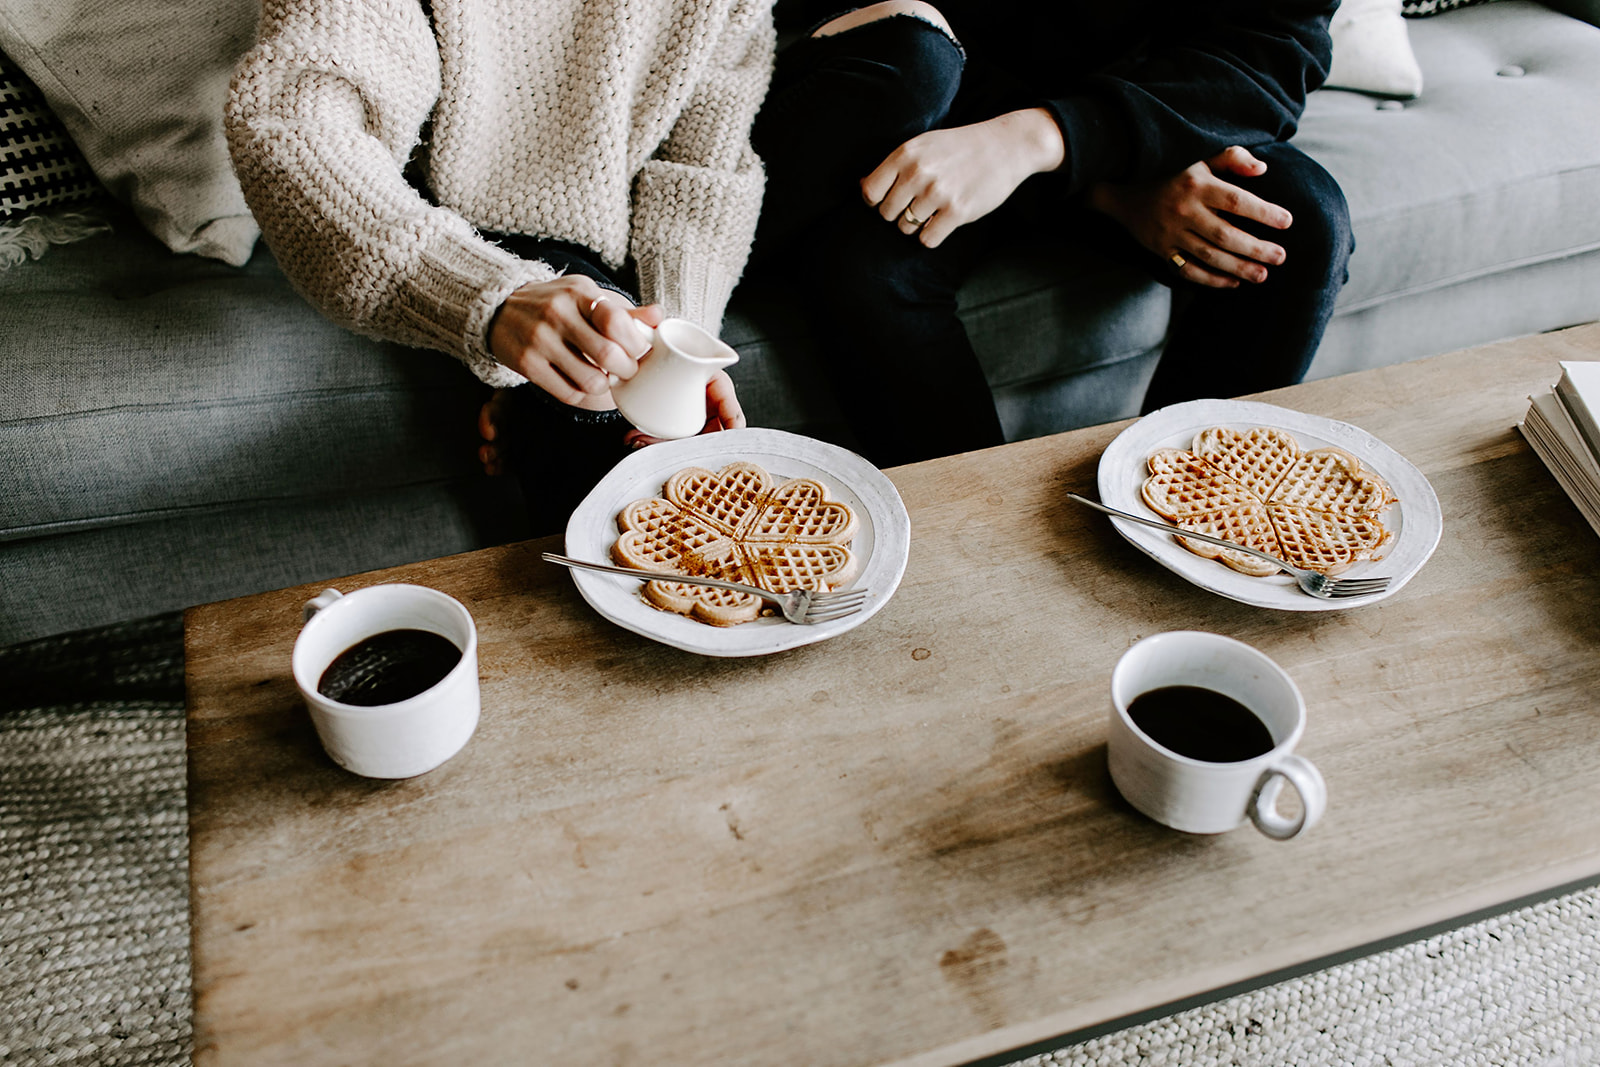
610;317;739;440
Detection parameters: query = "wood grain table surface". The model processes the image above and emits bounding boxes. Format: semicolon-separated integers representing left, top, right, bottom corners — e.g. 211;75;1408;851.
186;324;1600;1067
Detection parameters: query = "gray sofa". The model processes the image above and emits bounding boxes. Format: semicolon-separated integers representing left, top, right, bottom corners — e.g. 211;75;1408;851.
4;0;1599;646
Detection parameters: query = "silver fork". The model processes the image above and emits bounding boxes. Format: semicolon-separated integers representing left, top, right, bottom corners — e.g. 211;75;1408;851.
541;552;870;624
1066;493;1391;600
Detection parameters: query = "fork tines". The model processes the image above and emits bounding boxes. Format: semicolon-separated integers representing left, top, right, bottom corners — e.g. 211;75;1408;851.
1326;577;1390;597
806;588;870;622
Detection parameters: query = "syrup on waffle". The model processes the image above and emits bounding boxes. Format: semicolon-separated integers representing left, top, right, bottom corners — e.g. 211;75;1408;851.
1141;426;1398;577
613;462;859;626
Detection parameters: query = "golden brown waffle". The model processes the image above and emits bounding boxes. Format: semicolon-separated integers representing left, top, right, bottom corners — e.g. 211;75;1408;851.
1193;427;1301;499
613;462;859;626
1141;427;1398;577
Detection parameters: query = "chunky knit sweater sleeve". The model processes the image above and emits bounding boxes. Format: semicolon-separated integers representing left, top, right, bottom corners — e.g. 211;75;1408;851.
227;0;572;389
630;0;773;335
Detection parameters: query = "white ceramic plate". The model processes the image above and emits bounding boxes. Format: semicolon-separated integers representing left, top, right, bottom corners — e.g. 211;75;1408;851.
1095;399;1442;611
562;428;910;656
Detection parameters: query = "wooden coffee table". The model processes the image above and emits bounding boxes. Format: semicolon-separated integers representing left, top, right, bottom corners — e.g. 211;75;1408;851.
186;325;1600;1067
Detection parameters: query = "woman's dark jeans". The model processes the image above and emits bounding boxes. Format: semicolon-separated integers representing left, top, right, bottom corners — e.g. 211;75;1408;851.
751;14;1354;468
486;234;637;537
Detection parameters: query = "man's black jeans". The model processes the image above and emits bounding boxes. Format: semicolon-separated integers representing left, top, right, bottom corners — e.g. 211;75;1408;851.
750;14;1355;469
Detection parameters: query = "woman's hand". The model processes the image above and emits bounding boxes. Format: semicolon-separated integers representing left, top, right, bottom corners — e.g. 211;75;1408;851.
622;368;747;448
489;276;665;408
860;107;1066;248
1089;146;1292;289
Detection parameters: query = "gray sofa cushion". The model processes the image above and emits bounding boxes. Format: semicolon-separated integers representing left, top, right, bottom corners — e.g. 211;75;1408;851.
1305;2;1600;311
0;481;515;644
1301;1;1600;373
1;213;507;543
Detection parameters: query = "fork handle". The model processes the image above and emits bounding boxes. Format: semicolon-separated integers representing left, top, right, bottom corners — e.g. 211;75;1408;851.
542;552;771;599
1066;493;1292;573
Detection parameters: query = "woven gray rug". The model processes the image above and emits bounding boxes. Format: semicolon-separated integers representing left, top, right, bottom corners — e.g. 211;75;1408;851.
2;615;1598;1067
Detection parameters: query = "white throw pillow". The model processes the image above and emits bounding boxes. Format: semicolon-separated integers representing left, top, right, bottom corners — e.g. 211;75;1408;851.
0;1;261;266
1326;0;1425;99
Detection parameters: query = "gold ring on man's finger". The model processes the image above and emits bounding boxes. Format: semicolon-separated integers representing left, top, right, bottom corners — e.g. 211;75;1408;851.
1169;252;1187;270
900;205;925;228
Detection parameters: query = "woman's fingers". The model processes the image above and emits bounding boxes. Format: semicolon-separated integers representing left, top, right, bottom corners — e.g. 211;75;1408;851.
918;208;958;248
631;302;667;329
706;369;746;430
861;144;934;230
587;297;650;376
860;157;900;212
863;165;943;240
519;342;601;403
492;277;624;391
877;175;926;229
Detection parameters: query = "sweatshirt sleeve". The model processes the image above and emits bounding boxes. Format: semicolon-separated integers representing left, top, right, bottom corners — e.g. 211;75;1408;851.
628;0;774;336
225;0;552;388
1044;0;1338;195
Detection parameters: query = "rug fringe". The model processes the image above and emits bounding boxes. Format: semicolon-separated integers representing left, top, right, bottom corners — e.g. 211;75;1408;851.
0;206;114;269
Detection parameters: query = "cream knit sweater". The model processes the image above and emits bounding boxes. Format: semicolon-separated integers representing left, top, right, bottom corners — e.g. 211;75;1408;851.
227;0;772;389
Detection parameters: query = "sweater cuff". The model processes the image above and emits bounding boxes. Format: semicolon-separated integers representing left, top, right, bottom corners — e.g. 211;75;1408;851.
630;158;763;336
398;226;561;387
634;245;743;337
1043;94;1134;195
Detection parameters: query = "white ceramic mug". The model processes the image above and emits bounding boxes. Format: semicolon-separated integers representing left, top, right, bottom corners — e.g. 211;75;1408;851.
609;316;738;440
292;584;479;779
1108;631;1326;839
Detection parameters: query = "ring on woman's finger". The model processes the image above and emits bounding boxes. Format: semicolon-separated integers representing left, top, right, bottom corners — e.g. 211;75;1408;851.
1169;251;1187;270
589;295;610;314
900;205;925;228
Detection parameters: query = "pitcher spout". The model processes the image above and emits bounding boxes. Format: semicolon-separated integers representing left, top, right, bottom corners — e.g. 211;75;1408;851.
656;318;739;368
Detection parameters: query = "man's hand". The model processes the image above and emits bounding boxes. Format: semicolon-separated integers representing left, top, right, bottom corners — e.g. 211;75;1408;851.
489;275;664;408
860;107;1065;249
1090;146;1292;289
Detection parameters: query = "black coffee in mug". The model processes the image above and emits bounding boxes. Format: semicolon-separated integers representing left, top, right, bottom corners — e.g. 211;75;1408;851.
317;629;462;707
1126;685;1275;763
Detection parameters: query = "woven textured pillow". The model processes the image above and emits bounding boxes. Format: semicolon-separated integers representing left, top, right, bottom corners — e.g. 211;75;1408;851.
1402;0;1496;16
0;1;259;266
0;53;99;221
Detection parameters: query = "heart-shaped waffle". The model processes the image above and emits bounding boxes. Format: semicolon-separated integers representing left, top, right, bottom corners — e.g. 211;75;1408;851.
1191;427;1302;500
1142;426;1398;577
1275;447;1395;515
1143;449;1262;518
1269;506;1393;574
745;478;858;544
743;542;859;593
1170;505;1283;577
613;498;733;573
664;463;772;537
640;541;765;627
613;461;860;625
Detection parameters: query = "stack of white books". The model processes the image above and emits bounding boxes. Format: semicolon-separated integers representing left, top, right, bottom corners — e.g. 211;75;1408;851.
1519;361;1600;537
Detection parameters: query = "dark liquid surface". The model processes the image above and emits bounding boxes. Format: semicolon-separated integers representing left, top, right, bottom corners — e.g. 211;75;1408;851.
1127;685;1275;763
317;629;462;707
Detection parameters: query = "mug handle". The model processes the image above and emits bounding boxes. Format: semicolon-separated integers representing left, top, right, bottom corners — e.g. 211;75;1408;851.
302;588;344;623
1248;754;1327;840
